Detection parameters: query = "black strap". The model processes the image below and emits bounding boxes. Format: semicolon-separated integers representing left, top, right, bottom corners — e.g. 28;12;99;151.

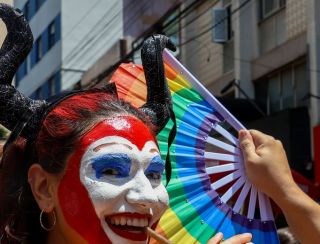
165;106;177;186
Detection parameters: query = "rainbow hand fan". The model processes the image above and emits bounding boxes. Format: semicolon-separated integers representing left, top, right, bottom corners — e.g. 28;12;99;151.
111;49;279;244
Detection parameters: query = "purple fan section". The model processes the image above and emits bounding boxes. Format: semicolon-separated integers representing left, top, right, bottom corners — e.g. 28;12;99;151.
195;113;276;232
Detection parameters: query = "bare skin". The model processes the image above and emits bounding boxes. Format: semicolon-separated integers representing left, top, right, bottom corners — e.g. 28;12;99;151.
239;129;320;244
208;232;252;244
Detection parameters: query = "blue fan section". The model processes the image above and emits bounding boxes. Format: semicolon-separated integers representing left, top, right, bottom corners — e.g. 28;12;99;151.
175;100;279;243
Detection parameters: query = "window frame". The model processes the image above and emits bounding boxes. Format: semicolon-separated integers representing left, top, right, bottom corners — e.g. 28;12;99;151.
35;36;43;62
48;21;56;50
260;0;286;21
255;59;308;115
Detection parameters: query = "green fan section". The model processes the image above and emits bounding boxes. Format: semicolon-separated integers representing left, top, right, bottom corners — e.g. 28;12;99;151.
157;86;216;243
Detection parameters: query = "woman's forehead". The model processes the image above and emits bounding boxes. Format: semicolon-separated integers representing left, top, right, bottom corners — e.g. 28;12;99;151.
87;136;159;154
80;116;156;151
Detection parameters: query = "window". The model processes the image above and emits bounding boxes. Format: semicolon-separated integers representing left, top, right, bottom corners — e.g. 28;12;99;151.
23;1;30;21
222;4;234;73
268;76;281;113
36;36;42;62
48;75;56;97
259;0;286;53
212;7;231;43
48;21;56;49
35;0;42;11
36;87;43;99
255;61;309;114
261;0;286;20
281;69;294;109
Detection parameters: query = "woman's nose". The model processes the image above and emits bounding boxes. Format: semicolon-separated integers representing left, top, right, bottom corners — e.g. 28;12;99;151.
126;173;158;207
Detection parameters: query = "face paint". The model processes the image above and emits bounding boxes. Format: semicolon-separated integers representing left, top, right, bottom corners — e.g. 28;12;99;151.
58;116;169;244
92;154;131;179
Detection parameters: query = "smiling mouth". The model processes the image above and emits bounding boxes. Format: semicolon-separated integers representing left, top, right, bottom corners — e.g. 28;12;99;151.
105;213;151;241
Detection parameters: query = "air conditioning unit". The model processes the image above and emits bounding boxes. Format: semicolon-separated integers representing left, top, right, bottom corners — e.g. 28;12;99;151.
212;8;229;43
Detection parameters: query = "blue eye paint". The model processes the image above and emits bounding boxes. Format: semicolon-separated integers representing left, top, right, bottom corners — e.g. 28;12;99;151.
92;153;131;179
145;155;165;176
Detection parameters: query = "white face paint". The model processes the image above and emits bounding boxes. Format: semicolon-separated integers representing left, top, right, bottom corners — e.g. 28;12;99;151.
80;136;169;244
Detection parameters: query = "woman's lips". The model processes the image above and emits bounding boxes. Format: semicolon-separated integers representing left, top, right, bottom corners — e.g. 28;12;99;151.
105;213;152;241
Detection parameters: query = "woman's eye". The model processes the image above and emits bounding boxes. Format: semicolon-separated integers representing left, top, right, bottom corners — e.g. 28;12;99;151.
102;168;119;176
146;172;161;180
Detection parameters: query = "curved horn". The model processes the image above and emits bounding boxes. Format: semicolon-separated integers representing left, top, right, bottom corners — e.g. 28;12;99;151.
0;4;48;140
0;4;33;83
140;34;176;134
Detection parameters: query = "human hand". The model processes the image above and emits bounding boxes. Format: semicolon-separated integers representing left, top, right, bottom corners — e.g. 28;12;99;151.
238;129;296;200
208;232;252;244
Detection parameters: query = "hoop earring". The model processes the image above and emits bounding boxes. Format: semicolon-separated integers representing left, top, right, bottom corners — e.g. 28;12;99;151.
39;210;56;231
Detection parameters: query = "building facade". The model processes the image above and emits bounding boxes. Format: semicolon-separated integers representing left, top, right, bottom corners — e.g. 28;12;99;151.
82;0;320;181
14;0;123;99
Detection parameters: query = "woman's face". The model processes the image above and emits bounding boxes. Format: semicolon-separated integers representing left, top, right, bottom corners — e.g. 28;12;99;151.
57;116;169;243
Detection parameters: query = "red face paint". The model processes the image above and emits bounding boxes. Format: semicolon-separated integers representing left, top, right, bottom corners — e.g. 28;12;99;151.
58;116;156;243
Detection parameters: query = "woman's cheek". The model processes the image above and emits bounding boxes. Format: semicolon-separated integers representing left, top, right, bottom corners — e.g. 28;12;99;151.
155;184;169;210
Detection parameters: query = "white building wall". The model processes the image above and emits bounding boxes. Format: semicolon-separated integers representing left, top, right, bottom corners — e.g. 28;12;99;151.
14;0;61;96
29;0;61;40
182;0;224;96
18;41;62;95
233;0;258;98
286;0;307;40
61;0;123;90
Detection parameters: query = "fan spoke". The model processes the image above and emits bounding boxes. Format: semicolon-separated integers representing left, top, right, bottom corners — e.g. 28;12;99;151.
211;170;242;190
206;136;241;155
258;191;269;221
220;176;246;203
206;163;241;174
247;186;257;219
204;152;240;162
233;181;251;213
211;124;238;146
265;196;274;220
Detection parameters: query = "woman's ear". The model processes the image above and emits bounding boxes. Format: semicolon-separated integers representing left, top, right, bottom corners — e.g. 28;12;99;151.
28;164;57;212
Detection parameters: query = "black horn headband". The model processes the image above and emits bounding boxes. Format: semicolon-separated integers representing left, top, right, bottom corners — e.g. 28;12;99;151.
0;4;176;158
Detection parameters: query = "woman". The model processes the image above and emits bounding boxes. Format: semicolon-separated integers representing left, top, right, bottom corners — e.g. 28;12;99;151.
0;4;175;243
0;4;251;244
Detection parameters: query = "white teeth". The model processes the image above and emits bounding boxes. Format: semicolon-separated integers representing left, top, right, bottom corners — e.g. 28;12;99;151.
120;217;126;225
108;216;149;227
132;218;139;227
115;218;120;225
138;219;144;227
127;218;132;226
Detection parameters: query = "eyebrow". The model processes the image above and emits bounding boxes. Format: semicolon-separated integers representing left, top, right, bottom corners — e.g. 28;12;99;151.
145;155;165;173
92;153;131;179
149;148;159;154
93;143;133;152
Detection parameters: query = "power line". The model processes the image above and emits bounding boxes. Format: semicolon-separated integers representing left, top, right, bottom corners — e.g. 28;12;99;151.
85;0;206;88
72;0;205;70
61;0;141;68
86;0;250;87
179;0;251;47
182;0;253;63
66;1;153;71
61;0;103;41
62;1;122;66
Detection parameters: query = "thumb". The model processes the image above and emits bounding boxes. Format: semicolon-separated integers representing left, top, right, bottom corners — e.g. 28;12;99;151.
223;233;252;244
239;130;257;160
207;232;223;244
